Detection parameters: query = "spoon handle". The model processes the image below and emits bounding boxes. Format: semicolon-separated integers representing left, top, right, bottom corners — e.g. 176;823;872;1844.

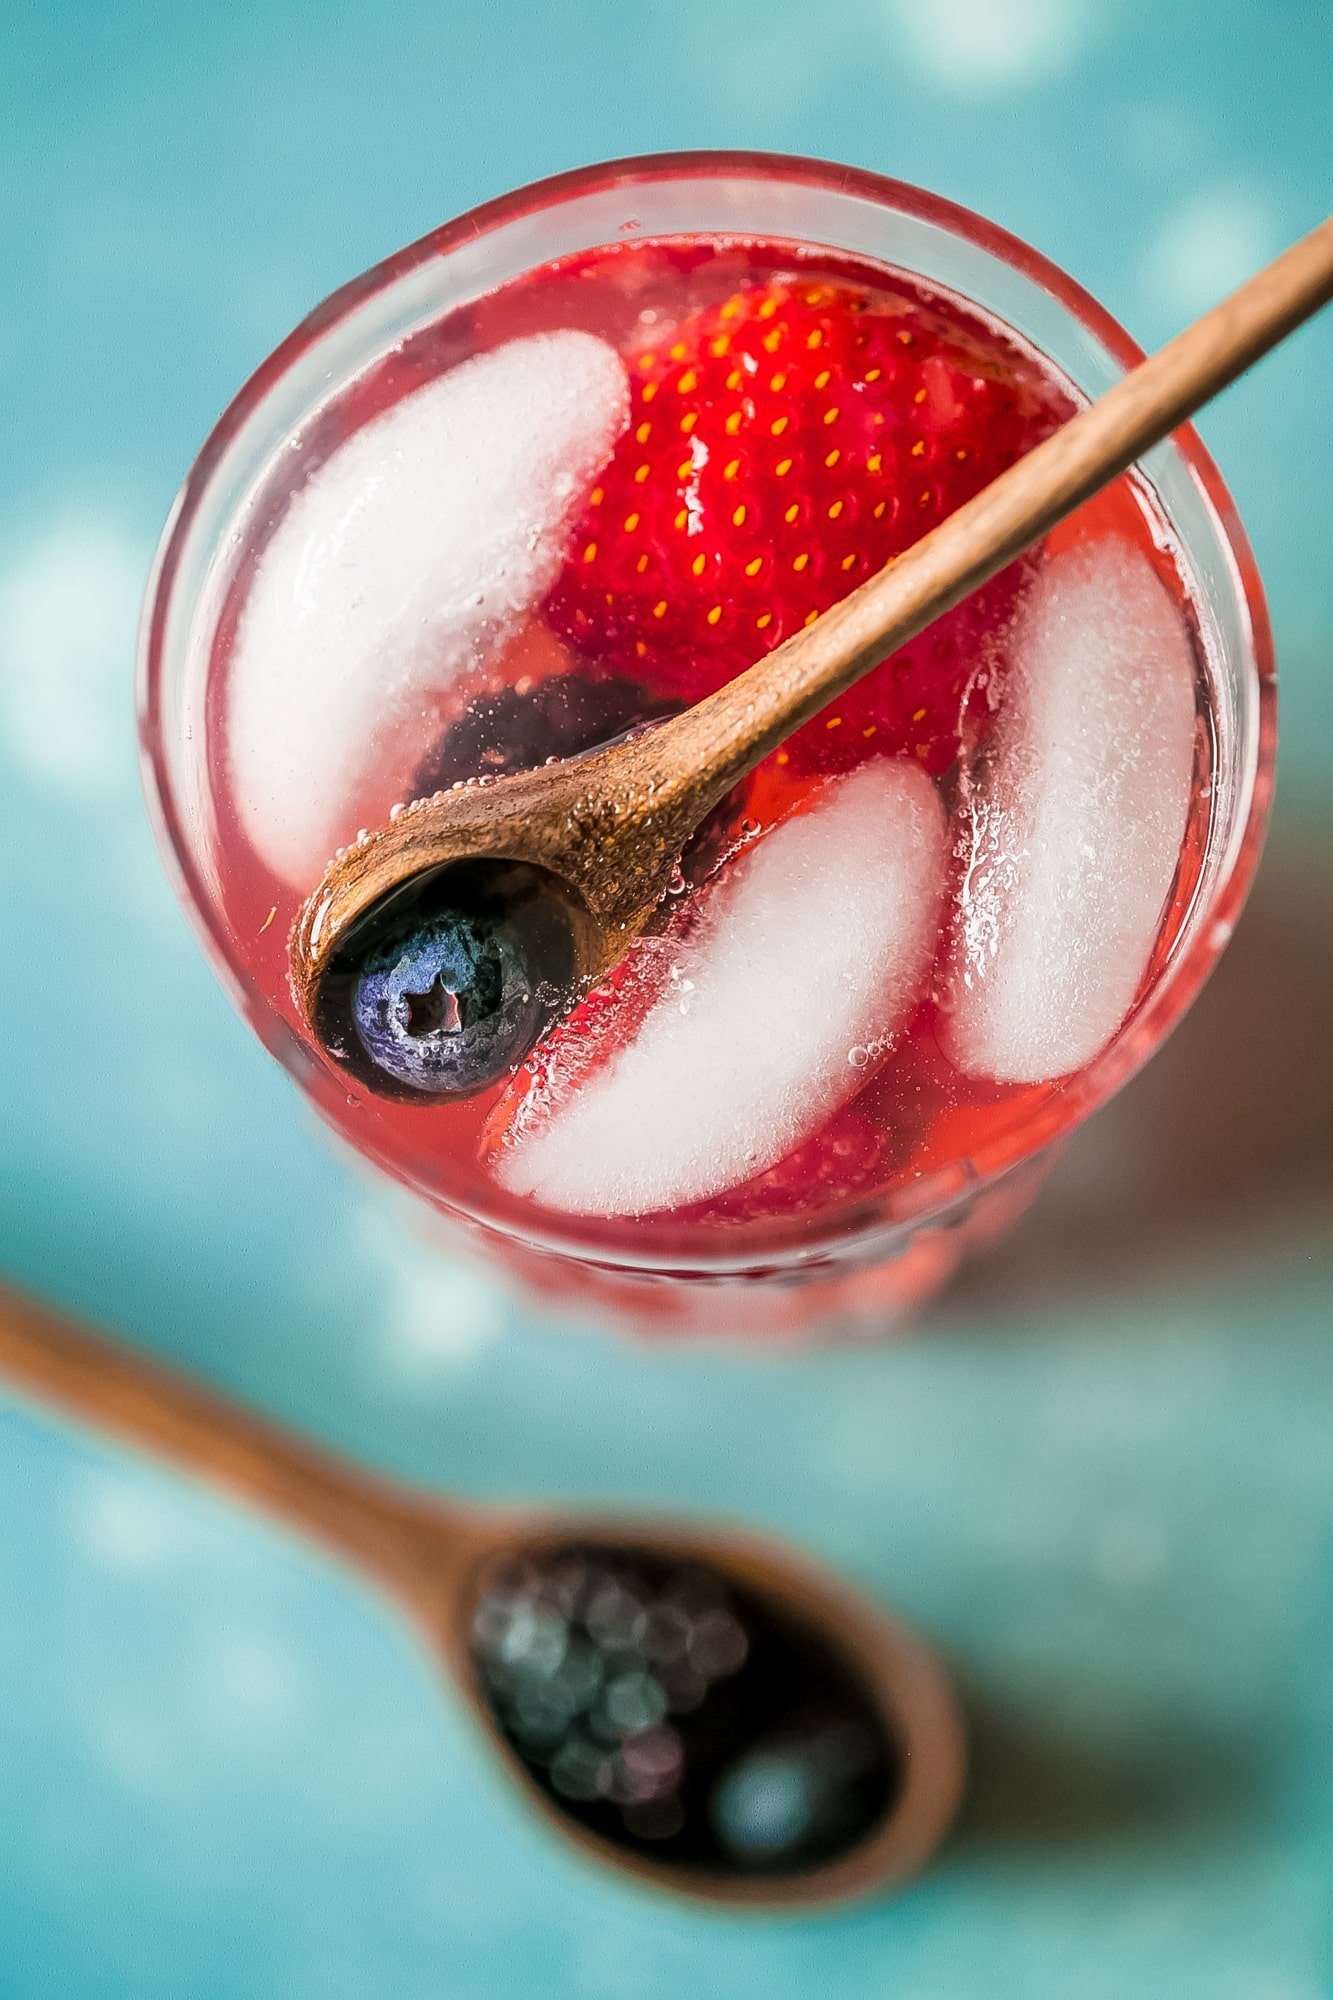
0;1286;470;1593
641;212;1333;807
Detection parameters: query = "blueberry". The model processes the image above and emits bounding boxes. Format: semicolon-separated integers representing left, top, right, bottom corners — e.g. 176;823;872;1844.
415;673;672;794
316;862;578;1101
350;910;531;1096
468;1543;899;1874
413;670;746;894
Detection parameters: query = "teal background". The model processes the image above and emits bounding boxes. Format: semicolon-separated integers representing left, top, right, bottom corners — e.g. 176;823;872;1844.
2;3;1331;1993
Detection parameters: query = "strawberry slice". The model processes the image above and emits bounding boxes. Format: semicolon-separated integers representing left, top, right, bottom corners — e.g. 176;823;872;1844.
682;1103;891;1224
545;279;1071;773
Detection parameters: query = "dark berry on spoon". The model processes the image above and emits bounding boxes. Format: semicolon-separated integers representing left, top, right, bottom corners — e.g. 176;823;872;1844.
314;673;749;1104
314;861;579;1101
351;911;523;1094
468;1544;900;1876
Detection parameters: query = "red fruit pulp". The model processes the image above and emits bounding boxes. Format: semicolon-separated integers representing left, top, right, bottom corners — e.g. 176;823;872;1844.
208;232;1214;1278
545;275;1070;775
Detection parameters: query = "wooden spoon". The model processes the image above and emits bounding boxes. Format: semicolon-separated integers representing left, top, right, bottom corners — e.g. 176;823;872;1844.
0;1285;964;1909
291;216;1333;1072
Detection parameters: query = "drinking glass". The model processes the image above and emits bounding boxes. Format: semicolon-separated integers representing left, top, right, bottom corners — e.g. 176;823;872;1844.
139;152;1276;1340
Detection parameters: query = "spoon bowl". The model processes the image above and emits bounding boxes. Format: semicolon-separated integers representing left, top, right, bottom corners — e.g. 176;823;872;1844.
0;1287;963;1908
444;1512;963;1905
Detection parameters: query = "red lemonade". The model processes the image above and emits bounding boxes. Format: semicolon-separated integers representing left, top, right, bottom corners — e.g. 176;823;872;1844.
142;161;1266;1336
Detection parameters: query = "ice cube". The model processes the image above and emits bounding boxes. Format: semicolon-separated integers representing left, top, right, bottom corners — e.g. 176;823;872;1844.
943;537;1198;1084
496;761;946;1216
227;331;629;886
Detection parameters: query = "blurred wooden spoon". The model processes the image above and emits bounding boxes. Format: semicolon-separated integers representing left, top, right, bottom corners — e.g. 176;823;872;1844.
0;1285;963;1908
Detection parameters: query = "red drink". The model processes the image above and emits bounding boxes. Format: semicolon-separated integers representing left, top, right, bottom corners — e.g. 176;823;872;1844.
141;158;1272;1337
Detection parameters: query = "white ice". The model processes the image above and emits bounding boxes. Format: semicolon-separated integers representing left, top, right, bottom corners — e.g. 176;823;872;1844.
497;761;946;1217
943;537;1199;1085
226;331;629;886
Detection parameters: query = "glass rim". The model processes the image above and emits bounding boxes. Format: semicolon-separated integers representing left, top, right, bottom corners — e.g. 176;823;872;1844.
138;149;1278;1274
